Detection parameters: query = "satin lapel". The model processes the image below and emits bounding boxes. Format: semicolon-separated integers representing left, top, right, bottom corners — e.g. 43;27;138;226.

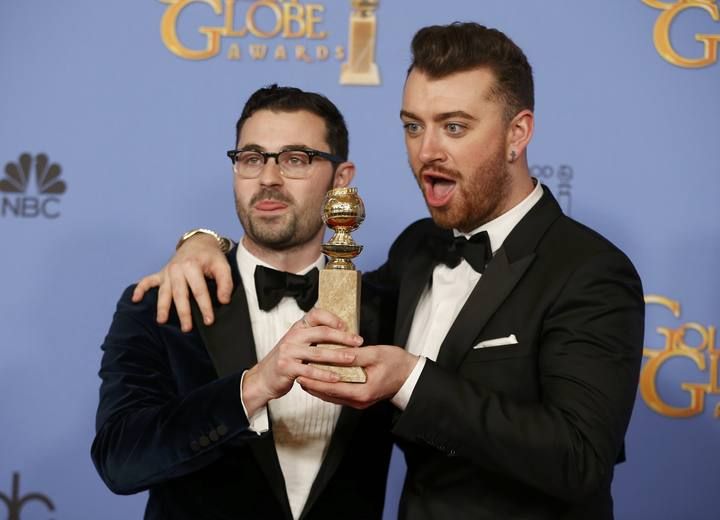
435;185;563;371
248;435;293;520
394;246;438;346
191;248;293;520
192;251;257;377
435;248;534;371
299;406;363;519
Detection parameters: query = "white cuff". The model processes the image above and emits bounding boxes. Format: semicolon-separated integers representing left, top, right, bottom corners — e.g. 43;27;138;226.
240;370;269;434
390;356;426;411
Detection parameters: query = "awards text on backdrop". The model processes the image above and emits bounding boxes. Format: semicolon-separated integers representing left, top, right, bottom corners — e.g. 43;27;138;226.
641;295;720;419
159;0;381;84
644;0;720;68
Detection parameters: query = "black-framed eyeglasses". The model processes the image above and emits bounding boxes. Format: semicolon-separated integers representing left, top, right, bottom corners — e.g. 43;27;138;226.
226;147;343;179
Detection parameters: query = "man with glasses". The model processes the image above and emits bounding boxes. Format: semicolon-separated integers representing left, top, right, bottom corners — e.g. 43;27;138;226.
92;85;394;520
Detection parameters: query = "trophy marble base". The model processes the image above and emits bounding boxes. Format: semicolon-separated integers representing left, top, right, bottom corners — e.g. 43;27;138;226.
311;269;367;383
340;62;380;86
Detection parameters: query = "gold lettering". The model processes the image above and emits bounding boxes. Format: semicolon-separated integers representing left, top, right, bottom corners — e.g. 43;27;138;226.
641;295;720;418
247;1;282;38
644;295;681;357
678;324;717;413
710;334;720;416
316;45;329;61
159;0;223;60
295;45;311;62
283;2;305;38
274;44;287;60
223;0;247;37
714;344;720;417
710;326;717;352
249;44;269;60
640;348;707;417
652;0;720;68
335;45;346;61
645;294;681;317
677;322;711;352
306;5;327;39
708;348;720;393
642;0;679;9
227;43;241;60
160;0;339;62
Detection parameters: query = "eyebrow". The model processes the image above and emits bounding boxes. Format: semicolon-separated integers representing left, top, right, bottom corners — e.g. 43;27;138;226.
237;144;265;152
400;110;477;122
238;143;313;151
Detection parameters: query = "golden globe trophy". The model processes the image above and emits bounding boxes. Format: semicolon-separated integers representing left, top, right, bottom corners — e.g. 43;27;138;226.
311;187;367;383
340;0;381;86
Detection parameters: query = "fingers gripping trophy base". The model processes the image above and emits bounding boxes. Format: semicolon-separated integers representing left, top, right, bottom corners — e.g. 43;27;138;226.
311;269;367;383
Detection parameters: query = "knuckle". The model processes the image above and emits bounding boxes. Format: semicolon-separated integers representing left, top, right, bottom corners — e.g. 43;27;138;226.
179;257;196;267
310;367;326;380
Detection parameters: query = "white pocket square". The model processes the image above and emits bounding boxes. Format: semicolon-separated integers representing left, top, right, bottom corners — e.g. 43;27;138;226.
473;334;518;349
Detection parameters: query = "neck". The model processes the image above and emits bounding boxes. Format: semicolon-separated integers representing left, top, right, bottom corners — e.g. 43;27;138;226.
502;168;535;214
242;233;323;273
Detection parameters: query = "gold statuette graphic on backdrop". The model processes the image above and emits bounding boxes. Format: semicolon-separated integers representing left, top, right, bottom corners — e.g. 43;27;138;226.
340;0;381;85
311;187;367;382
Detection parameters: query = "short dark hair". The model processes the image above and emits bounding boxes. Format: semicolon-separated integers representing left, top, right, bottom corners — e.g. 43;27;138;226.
235;84;349;161
409;22;534;120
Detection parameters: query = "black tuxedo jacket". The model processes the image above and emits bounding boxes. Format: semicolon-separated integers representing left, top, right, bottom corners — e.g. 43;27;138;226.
92;250;393;520
366;187;644;520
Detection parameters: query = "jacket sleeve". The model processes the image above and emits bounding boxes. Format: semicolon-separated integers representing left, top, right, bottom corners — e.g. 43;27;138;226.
391;248;645;501
91;285;260;495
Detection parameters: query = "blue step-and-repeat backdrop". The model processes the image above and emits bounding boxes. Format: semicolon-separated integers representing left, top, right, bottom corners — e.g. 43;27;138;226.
1;1;719;519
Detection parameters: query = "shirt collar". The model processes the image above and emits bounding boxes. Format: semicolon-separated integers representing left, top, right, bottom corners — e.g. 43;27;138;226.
236;237;325;279
454;179;542;253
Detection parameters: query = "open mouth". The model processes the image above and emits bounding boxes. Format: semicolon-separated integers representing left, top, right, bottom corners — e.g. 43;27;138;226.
421;171;457;207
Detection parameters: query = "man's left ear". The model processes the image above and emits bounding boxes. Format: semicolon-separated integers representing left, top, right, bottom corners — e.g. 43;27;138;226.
332;161;356;188
506;109;534;162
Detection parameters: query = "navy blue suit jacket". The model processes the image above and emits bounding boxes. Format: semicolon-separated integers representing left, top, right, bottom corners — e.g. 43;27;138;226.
92;250;394;520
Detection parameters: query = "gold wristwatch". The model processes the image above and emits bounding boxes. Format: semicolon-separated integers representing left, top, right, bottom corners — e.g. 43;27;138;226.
176;228;232;253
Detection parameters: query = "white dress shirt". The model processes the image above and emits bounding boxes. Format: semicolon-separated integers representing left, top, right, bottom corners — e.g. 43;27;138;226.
392;181;543;409
236;239;341;520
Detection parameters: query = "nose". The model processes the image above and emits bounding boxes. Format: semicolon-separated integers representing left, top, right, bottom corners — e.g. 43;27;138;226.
257;158;284;186
417;130;445;164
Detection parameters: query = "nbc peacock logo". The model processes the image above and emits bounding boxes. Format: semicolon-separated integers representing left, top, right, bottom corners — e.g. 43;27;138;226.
0;153;67;219
0;472;55;520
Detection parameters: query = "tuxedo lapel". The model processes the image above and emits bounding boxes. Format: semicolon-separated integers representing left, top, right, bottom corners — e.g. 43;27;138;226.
299;406;363;519
191;248;293;520
435;248;534;370
192;255;256;377
435;186;563;371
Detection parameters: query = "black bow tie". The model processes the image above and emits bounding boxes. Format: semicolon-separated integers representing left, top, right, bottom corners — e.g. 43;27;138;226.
432;231;492;274
254;265;319;312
